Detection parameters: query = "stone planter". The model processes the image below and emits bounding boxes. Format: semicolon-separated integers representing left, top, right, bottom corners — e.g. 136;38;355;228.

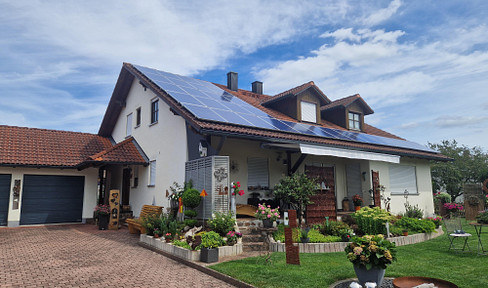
262;219;274;228
98;214;109;230
354;265;386;286
200;247;219;263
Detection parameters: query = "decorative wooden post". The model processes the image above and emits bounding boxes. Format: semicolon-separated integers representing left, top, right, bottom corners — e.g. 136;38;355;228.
109;189;120;230
285;210;300;265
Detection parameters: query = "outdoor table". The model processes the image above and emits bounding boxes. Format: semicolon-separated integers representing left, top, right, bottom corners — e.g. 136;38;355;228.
469;222;488;255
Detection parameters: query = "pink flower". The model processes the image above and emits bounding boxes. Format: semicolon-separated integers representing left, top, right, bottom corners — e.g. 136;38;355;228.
267;205;271;208
274;213;278;216
267;214;271;218
271;209;275;212
261;211;265;214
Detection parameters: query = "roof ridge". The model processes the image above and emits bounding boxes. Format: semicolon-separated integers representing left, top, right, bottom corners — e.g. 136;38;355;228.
89;137;134;160
0;124;100;137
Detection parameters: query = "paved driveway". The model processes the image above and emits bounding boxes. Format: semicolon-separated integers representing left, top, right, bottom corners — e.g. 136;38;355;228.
0;224;234;288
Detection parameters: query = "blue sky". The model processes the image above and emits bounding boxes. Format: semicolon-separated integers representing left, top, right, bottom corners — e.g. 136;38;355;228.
1;0;487;150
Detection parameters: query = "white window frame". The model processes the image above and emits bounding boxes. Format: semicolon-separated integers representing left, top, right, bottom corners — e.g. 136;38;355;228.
126;113;133;137
301;101;317;123
389;164;418;195
348;112;361;131
148;160;156;186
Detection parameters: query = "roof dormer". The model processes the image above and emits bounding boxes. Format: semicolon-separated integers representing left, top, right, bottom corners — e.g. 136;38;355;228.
261;81;330;124
320;94;374;132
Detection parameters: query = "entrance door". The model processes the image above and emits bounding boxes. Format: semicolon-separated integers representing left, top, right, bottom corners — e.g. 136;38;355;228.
305;165;336;223
346;164;361;212
21;175;84;225
372;170;381;208
122;168;131;206
0;174;11;226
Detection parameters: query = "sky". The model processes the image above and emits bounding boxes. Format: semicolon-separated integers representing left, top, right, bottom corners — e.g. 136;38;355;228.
1;0;487;151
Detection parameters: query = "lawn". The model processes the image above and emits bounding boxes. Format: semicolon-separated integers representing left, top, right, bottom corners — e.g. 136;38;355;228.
211;220;488;288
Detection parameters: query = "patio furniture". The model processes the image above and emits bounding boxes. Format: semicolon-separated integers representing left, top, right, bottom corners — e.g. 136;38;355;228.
469;222;488;255
126;205;163;234
393;276;458;288
236;204;258;217
443;217;471;252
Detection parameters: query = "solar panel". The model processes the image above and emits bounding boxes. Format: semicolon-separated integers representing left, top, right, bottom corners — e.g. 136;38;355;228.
133;64;435;153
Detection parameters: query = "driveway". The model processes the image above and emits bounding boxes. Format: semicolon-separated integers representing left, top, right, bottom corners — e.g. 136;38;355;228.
0;224;234;288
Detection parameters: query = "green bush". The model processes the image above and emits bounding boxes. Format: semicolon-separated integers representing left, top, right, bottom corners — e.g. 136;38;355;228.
353;207;395;235
319;220;350;236
404;203;424;218
182;188;201;209
389;225;404;236
173;240;192;250
208;211;235;236
394;217;436;233
476;210;488;224
272;224;341;243
142;214;162;236
273;224;300;242
184;210;198;218
184;219;198;227
201;231;224;248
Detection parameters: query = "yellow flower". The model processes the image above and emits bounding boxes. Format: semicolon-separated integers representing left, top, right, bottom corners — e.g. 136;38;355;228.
384;250;392;261
369;244;378;252
360;255;369;262
353;247;363;255
347;252;357;261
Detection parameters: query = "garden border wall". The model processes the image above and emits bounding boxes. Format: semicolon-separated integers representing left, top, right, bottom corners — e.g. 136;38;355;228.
269;227;444;253
140;234;243;261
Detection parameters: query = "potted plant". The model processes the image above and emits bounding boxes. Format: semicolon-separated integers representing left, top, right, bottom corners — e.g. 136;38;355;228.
153;228;161;238
353;194;363;211
230;181;245;216
402;229;409;236
225;230;242;246
165;232;173;243
182;187;201;227
254;203;280;228
345;234;397;286
200;231;224;263
300;227;310;243
94;204;110;230
476;210;488;224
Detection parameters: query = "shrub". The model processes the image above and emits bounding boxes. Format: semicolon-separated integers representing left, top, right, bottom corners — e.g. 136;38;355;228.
184;219;198;227
142;214;162;236
208;211;236;236
182;188;201;208
405;203;424;218
184;210;198;218
308;229;341;243
352;207;396;235
345;234;397;270
201;231;224;248
476;210;488;224
427;216;442;228
394;217;436;233
173;240;192;250
273;224;300;242
319;220;350;236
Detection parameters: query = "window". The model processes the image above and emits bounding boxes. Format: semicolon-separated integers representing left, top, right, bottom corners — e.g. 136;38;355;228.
389;164;418;194
132;166;139;188
247;157;269;190
136;107;141;127
151;99;159;124
148;160;156;186
348;112;361;130
126;113;132;137
301;101;317;123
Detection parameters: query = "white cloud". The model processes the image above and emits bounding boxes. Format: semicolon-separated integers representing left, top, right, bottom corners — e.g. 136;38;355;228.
362;0;403;26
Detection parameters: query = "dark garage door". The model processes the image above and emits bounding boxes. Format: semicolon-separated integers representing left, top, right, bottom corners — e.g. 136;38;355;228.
0;174;11;226
20;175;84;225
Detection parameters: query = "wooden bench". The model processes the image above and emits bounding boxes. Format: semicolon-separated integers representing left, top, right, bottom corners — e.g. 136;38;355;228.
126;205;163;234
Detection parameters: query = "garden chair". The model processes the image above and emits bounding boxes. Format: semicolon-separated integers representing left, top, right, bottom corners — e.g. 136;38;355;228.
443;217;471;252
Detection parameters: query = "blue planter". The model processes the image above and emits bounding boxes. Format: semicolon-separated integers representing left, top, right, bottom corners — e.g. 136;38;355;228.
354;265;386;286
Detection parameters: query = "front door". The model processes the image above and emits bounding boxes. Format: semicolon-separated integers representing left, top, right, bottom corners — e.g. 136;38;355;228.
122;168;131;206
305;165;336;223
372;170;380;208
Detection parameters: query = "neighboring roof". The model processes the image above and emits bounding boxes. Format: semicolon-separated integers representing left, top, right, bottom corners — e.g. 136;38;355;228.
321;94;374;115
87;137;148;165
99;63;450;161
261;81;331;106
0;125;146;168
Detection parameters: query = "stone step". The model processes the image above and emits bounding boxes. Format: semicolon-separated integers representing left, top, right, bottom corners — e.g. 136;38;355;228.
238;227;262;235
242;234;263;242
243;242;268;252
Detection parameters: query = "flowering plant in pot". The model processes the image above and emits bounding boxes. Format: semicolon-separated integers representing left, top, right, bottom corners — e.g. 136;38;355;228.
345;234;397;286
94;204;110;230
443;202;463;217
200;231;224;263
254;203;280;228
231;181;245;196
352;194;363;207
225;230;242;246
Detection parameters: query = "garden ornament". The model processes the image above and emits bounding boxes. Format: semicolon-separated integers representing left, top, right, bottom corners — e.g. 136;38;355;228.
364;282;377;288
349;282;361;288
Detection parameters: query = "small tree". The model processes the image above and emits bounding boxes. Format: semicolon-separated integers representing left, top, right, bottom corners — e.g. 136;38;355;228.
273;173;316;226
182;188;201;227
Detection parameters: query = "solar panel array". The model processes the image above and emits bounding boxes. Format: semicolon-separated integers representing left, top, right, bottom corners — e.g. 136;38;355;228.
134;65;435;153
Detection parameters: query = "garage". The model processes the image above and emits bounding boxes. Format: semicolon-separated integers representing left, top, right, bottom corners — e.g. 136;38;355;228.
0;174;11;226
20;175;85;225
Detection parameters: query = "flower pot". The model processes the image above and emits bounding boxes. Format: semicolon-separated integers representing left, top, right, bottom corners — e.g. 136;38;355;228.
354;265;386;286
355;206;361;211
230;195;236;216
154;234;160;239
165;238;172;243
262;219;273;228
300;237;310;243
200;247;219;263
403;231;408;236
98;214;109;230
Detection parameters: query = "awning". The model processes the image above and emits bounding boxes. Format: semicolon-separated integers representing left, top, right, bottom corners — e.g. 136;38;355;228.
300;143;400;163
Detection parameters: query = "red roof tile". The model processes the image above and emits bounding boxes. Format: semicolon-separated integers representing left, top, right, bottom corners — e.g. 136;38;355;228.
321;94;374;115
88;137;147;164
0;125;145;168
261;81;331;106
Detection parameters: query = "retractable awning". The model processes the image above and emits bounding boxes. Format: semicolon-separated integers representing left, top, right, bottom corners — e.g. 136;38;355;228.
300;143;400;163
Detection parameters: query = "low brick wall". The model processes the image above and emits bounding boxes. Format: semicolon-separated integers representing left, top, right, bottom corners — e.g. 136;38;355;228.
140;234;243;261
269;227;444;253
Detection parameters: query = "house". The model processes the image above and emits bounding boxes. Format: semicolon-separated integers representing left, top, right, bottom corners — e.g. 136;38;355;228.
0;62;449;227
97;63;449;221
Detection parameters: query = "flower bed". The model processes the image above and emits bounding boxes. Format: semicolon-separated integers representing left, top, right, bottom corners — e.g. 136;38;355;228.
269;227;443;253
140;234;243;261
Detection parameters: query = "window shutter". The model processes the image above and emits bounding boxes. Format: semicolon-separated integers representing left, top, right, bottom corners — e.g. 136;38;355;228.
149;160;156;186
301;101;316;123
389;164;417;194
247;157;269;189
126;113;132;136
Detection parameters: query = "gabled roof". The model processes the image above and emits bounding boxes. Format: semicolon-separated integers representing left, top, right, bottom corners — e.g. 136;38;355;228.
98;63;450;161
87;137;148;165
321;94;374;115
261;81;331;106
0;125;146;168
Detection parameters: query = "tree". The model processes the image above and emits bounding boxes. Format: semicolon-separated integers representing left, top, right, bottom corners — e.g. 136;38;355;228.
273;173;316;226
429;140;488;201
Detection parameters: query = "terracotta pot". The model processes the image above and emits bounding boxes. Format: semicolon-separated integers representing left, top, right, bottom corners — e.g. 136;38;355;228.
355;206;361;211
403;231;408;236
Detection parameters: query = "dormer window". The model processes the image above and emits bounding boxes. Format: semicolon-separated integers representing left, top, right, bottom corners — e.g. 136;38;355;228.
301;101;317;123
348;112;361;130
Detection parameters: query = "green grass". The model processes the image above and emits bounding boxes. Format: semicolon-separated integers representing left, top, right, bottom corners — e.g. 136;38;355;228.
211;220;488;288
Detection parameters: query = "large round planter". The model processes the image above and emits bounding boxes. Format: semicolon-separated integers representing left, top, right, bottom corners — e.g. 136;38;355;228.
354;265;386;286
98;214;109;230
262;219;274;228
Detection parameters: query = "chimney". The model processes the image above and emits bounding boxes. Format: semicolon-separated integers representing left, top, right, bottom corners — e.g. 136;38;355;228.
227;72;238;91
252;81;263;94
